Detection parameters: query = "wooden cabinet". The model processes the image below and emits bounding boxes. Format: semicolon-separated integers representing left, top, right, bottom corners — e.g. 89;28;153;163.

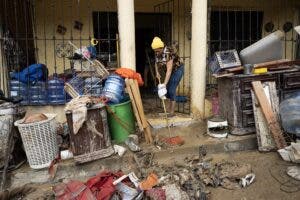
218;68;300;135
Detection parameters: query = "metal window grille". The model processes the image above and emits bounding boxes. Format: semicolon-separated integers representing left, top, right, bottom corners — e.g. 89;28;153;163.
154;0;192;114
207;0;300;90
0;0;119;105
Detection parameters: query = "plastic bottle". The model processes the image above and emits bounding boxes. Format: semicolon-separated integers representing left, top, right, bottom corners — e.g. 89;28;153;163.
48;75;66;104
9;80;28;105
29;81;47;105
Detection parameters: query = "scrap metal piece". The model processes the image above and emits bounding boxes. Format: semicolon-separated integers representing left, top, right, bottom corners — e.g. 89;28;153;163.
209;50;241;74
287;166;300;181
215;49;241;69
207;117;229;138
240;30;284;65
295;26;300;35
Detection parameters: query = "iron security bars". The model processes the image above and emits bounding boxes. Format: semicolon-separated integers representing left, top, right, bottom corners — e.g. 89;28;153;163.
0;0;118;105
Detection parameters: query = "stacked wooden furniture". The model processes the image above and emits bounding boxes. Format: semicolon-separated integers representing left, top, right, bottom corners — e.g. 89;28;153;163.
218;67;300;135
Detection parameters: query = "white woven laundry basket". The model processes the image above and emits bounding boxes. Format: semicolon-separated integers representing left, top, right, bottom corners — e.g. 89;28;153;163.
14;114;58;169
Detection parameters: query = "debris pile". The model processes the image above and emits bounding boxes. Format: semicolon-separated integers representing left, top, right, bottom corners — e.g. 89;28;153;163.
51;152;255;200
151;158;254;198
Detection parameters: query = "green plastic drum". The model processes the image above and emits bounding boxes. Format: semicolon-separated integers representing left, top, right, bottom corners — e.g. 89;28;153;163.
107;100;135;143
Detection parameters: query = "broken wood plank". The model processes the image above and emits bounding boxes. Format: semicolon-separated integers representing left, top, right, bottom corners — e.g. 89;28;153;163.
125;79;143;132
144;126;153;145
128;79;153;143
226;59;300;73
132;79;153;144
252;81;287;149
225;66;244;73
128;79;150;143
129;79;147;129
253;59;290;68
212;73;234;78
251;82;277;152
132;80;153;143
267;65;292;71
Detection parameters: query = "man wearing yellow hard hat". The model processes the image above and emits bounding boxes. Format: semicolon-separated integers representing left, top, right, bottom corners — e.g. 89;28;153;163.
151;37;184;117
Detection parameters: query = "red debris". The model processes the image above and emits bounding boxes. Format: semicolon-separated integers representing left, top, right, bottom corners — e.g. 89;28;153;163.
53;180;96;200
146;188;166;200
162;136;185;146
53;171;124;200
86;171;124;200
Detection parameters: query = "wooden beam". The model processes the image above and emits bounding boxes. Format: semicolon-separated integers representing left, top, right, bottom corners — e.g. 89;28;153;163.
128;79;153;143
132;79;153;143
252;81;287;149
251;82;277;152
125;79;143;132
212;73;234;78
226;59;300;73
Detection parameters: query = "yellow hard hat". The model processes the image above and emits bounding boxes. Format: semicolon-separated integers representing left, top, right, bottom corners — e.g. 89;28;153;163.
151;37;164;50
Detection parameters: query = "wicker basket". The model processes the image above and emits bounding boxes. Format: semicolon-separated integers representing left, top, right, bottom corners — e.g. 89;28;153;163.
0;115;13;166
14;114;58;169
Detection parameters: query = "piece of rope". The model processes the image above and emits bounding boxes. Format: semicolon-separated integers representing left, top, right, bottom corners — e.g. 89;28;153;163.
98;97;135;135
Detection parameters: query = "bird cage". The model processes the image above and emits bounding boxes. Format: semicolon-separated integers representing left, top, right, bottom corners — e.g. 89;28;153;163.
64;41;109;98
65;75;103;98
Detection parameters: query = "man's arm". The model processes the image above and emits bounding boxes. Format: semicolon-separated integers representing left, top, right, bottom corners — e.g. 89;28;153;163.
164;59;173;85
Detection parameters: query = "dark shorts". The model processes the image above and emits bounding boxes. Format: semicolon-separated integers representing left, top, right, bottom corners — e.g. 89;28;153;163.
166;65;184;101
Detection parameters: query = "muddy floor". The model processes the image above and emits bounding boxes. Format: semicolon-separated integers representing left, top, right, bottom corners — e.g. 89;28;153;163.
2;122;300;200
6;151;300;200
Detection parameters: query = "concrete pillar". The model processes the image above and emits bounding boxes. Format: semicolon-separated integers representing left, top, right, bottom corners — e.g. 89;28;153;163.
191;0;207;119
117;0;136;70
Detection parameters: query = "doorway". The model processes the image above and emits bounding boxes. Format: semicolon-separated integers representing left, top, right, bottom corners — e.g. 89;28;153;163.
135;13;172;92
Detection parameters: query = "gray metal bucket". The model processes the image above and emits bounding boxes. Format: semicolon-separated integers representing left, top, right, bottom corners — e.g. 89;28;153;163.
243;64;254;75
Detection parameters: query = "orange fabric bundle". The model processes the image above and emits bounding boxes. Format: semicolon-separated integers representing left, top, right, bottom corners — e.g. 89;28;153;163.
115;68;144;86
139;173;159;190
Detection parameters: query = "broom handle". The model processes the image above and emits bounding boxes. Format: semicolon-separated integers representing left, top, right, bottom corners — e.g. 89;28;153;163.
155;63;171;137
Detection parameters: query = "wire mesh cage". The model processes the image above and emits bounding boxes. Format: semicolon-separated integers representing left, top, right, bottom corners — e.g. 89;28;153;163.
64;41;109;98
65;75;103;98
64;76;85;98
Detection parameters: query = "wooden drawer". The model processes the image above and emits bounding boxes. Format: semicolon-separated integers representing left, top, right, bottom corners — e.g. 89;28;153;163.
240;75;278;94
282;72;300;89
242;110;255;127
241;94;253;110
